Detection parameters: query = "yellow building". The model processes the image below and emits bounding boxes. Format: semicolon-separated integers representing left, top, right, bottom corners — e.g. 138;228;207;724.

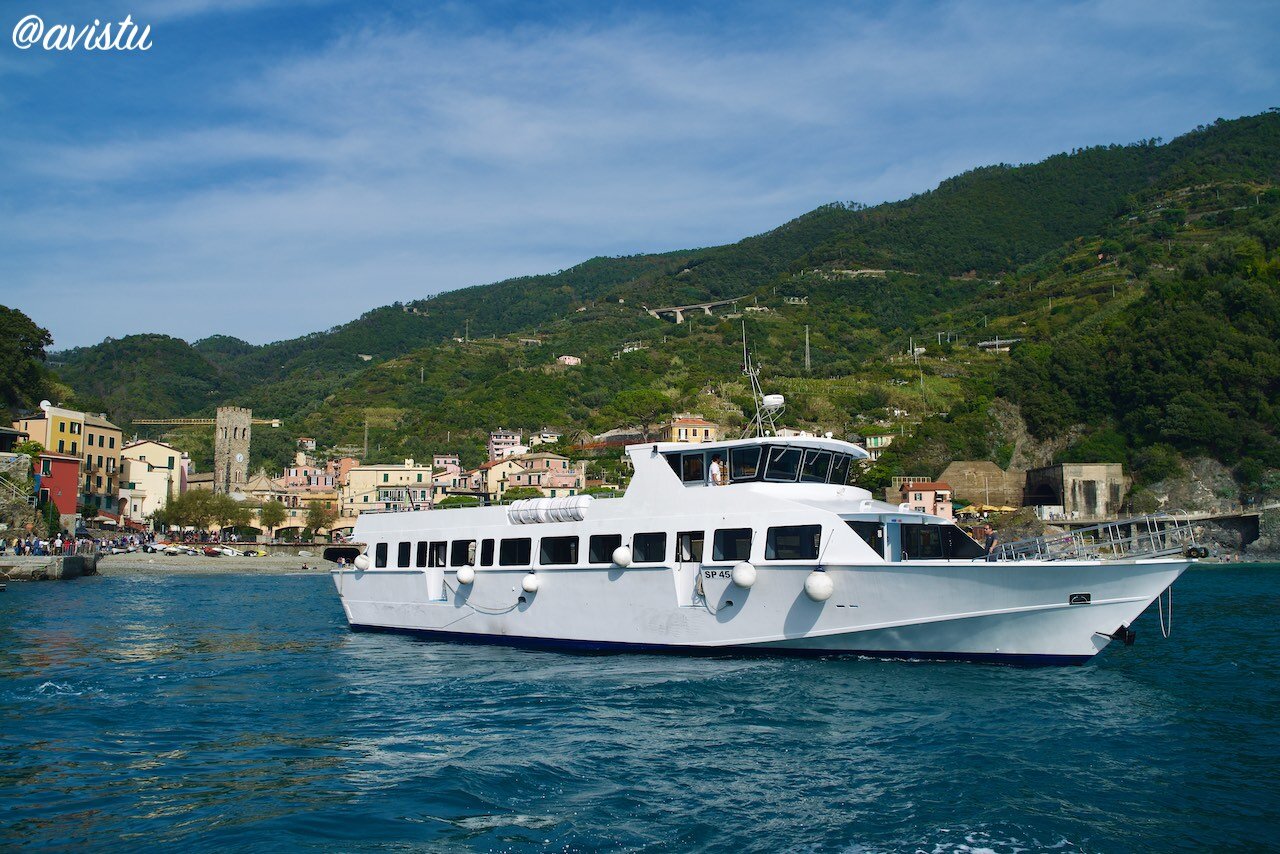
340;459;435;517
663;417;721;444
14;404;84;459
82;413;125;513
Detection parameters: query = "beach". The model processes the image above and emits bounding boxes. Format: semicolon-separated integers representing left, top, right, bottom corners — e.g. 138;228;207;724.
95;552;331;575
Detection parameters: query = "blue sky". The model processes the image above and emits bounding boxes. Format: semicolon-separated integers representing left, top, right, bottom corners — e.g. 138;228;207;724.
3;0;1278;349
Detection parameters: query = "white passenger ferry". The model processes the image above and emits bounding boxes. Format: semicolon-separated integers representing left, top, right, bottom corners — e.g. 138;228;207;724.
330;435;1192;665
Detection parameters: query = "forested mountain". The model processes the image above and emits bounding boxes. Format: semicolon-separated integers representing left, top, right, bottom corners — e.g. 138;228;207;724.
42;111;1280;492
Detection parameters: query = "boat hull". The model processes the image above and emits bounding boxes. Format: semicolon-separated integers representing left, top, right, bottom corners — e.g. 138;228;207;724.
332;558;1189;665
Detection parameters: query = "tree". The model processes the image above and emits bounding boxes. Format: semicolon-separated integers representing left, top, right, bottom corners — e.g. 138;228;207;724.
608;389;670;440
500;486;543;501
436;495;481;509
305;501;338;538
258;500;287;538
40;500;60;538
0;306;52;415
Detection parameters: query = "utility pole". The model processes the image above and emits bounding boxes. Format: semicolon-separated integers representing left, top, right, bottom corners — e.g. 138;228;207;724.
804;325;811;373
465;319;470;343
363;418;369;460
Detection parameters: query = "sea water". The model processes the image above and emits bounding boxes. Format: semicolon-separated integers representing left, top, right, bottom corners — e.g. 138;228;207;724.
1;565;1277;852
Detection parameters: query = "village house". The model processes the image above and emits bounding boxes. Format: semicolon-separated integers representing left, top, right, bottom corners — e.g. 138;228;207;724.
340;458;435;516
507;453;587;497
663;417;720;444
35;451;80;531
895;480;955;520
119;439;188;526
487;428;527;461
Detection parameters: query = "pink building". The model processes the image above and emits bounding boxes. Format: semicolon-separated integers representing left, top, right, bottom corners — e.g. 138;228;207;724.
898;481;955;520
508;453;585;496
487;429;524;461
556;355;582;366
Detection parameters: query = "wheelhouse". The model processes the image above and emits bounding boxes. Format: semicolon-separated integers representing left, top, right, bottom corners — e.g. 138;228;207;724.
662;442;861;487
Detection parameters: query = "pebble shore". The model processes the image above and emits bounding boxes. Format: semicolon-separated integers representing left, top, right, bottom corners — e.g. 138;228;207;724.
96;553;333;575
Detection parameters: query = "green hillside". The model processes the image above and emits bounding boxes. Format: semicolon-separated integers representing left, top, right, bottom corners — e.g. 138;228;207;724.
41;111;1280;492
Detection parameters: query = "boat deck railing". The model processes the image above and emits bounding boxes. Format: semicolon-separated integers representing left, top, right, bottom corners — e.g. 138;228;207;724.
992;513;1201;562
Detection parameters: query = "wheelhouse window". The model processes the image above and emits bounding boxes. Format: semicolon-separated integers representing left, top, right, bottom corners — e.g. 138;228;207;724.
589;534;622;564
375;542;388;568
681;452;706;484
480;539;495;567
764;446;802;482
540;536;579;565
799;450;833;483
397;541;411;568
765;525;821;560
499;538;532;566
730;446;761;482
830;454;852;485
713;528;752;561
633;532;667;563
451;540;476;567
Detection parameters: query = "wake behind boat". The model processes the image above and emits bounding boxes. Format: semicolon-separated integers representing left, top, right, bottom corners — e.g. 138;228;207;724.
330;434;1193;665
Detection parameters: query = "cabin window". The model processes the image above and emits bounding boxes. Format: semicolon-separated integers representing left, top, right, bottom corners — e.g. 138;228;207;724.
677;531;704;562
633;532;667;563
429;541;447;567
415;541;429;568
499;538;532;566
764;446;801;482
375;542;388;568
713;528;752;561
480;539;495;567
830;455;852;485
729;446;761;481
900;524;986;559
765;525;821;560
451;540;476;567
589;534;622;564
681;452;706;484
799;450;833;483
847;521;883;554
397;541;411;568
540;536;579;565
665;454;682;477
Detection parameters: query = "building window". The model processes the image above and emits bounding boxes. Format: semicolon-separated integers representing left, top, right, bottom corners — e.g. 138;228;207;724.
109;437;115;449
59;422;66;433
588;534;622;564
499;538;532;566
539;536;579;565
383;473;389;483
40;460;51;476
632;532;667;563
765;525;822;560
713;528;752;561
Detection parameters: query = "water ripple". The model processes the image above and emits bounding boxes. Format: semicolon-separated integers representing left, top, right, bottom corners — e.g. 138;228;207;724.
1;567;1277;851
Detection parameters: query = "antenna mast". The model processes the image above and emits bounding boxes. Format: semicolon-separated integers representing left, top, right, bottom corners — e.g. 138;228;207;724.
741;322;784;438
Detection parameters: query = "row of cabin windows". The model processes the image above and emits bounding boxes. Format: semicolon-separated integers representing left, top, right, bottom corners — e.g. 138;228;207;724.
665;445;857;486
371;524;824;568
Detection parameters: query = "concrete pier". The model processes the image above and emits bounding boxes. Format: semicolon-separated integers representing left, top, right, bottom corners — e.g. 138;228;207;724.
0;554;99;581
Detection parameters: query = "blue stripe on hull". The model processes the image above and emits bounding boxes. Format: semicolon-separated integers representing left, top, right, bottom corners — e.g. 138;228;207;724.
348;623;1094;667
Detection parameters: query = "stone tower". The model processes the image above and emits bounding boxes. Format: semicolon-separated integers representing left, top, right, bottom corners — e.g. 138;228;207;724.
213;406;252;494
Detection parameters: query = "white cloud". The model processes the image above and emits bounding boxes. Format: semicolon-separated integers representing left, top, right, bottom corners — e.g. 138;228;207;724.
3;0;1277;348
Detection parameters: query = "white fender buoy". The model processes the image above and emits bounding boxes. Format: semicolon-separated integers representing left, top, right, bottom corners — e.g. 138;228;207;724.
521;573;540;593
804;570;834;602
353;554;370;571
612;546;632;567
456;565;475;585
731;561;757;589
